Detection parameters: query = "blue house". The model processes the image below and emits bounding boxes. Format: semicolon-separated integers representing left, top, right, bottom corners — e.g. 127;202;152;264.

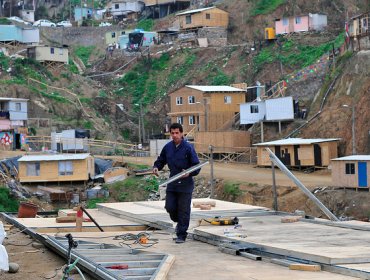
0;24;39;44
74;7;95;22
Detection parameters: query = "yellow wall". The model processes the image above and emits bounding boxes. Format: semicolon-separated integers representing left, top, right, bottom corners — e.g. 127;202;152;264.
331;160;370;188
194;131;251;153
35;46;69;64
169;87;245;133
179;8;229;29
19;157;94;183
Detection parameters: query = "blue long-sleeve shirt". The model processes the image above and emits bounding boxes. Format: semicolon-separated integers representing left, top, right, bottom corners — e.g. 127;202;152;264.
153;139;200;193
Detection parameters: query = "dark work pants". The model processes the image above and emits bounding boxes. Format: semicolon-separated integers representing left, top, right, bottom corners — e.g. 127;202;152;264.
165;191;192;240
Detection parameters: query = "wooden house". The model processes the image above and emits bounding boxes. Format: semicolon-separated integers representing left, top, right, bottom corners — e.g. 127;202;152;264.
177;7;229;30
254;138;340;167
275;13;327;35
143;0;190;18
348;12;369;51
27;45;69;65
168;85;245;133
331;156;370;188
0;97;28;150
349;12;369;38
18;153;94;183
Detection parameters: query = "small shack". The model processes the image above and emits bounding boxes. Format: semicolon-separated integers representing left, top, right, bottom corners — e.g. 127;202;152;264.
331;155;370;188
27;45;69;65
0;24;39;44
177;7;229;30
105;30;127;45
18;153;94;183
275;13;327;35
254;138;340;168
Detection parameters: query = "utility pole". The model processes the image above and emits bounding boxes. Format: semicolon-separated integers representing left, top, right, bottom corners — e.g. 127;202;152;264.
209;145;214;198
351;104;356;155
140;103;145;144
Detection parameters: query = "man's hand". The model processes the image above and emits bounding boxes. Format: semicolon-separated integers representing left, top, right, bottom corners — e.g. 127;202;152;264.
181;169;189;178
153;167;159;177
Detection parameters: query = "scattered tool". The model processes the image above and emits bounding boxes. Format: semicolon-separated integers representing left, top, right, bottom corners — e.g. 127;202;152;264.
201;217;239;226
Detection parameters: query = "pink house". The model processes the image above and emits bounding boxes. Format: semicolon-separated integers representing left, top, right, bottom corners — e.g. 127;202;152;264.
275;13;327;35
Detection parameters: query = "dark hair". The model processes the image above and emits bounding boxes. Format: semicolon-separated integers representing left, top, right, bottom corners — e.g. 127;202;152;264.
170;123;183;133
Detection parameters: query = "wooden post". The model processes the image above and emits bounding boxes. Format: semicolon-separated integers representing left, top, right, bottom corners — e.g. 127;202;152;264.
76;206;83;232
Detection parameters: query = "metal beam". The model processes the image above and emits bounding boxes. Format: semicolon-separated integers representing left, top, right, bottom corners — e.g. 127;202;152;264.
265;148;339;221
158;161;209;188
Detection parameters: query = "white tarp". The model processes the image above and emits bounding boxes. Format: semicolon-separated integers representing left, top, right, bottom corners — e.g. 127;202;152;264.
0;222;9;271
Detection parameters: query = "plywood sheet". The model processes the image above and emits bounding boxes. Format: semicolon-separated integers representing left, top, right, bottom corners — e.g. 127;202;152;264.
193;215;370;265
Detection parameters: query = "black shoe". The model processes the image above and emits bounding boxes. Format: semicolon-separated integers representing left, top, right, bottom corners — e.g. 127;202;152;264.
175;238;185;244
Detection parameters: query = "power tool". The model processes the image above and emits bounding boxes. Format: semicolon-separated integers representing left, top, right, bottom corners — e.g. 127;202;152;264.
203;216;239;226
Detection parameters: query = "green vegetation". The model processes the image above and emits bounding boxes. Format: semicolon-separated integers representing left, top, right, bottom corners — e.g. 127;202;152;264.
251;0;286;16
74;46;95;66
86;197;108;209
83;121;94;129
116;51;196;108
223;181;243;200
208;68;235;85
0;187;19;212
68;59;79;74
0;53;10;70
79;97;92;104
0;18;11;24
253;32;345;73
39;91;69;103
136;19;154;31
127;163;150;170
106;177;152;202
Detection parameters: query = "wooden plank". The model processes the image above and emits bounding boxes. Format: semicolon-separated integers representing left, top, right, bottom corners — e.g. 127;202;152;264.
153;255;175;280
289;264;321;271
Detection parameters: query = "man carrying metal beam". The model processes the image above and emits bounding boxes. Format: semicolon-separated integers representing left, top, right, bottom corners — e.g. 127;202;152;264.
153;123;201;243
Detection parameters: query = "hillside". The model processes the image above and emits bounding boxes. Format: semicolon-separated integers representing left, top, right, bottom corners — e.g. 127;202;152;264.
0;0;369;153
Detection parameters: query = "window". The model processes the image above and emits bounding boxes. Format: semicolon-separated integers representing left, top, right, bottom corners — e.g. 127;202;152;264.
186;15;192;24
189;115;195;125
250;105;259;113
177;116;183;125
188;96;195;104
59;48;63;55
27;163;40;176
115;3;119;9
15;103;21;111
206;13;211;20
50;47;54;54
283;18;288;26
59;161;73;176
224;96;232;104
176;97;183;105
345;163;355;174
111;32;116;38
295;17;301;24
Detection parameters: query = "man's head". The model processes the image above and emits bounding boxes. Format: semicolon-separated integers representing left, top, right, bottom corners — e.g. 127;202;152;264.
170;123;183;145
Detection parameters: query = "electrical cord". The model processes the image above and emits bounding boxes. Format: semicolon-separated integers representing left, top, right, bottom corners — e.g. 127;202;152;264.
113;232;158;248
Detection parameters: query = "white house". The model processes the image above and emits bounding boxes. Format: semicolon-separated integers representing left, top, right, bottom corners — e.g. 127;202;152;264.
240;96;294;125
108;0;144;19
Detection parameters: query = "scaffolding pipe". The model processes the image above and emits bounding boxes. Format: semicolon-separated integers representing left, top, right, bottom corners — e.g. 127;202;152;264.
266;148;339;221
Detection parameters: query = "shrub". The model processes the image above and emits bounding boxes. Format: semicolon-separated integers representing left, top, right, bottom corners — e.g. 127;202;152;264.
0;187;19;212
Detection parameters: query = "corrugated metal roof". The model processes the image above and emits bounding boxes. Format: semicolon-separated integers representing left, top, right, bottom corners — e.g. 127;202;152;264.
185;85;245;92
0;97;29;102
18;153;91;162
176;6;215;16
254;138;340;146
332;155;370;161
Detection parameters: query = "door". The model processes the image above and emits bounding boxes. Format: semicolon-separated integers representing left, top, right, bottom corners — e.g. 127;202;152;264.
275;146;281;160
15;133;21;149
294;145;300;166
314;144;322;166
358;162;368;187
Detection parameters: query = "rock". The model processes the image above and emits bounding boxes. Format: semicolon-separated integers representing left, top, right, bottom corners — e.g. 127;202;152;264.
32;242;44;249
8;262;19;273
